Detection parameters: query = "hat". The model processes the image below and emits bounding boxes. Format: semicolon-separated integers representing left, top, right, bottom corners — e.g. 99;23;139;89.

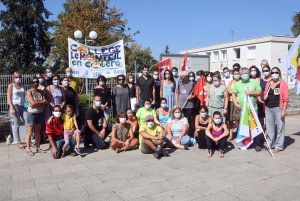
145;115;154;121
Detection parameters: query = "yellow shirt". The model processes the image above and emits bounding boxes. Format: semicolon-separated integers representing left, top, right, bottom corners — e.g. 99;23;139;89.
61;113;77;130
69;77;82;93
139;124;162;149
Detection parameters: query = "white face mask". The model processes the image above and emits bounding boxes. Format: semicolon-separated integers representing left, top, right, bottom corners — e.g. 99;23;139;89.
53;112;61;118
15;78;21;83
129;78;134;83
214;118;222;124
119;118;126;123
207;77;212;82
234;74;240;80
166;75;170;79
224;72;230;78
145;104;151;109
271;73;279;80
213;81;220;87
174;113;181;119
263;71;270;76
153;75;159;80
147;122;154;128
99;81;105;86
200;112;207;117
250;71;257;76
63;81;69;86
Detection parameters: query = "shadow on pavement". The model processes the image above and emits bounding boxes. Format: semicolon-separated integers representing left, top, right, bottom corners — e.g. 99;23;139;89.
285;136;295;149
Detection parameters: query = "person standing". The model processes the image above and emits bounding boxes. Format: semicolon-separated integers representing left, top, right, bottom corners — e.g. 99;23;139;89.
7;72;26;149
221;67;233;87
43;67;53;88
136;65;155;108
153;70;161;109
264;67;289;153
160;69;175;109
36;73;46;92
94;75;111;121
61;77;77;111
65;67;85;97
112;75;130;116
260;59;269;76
172;67;180;84
249;66;261;83
127;74;137;112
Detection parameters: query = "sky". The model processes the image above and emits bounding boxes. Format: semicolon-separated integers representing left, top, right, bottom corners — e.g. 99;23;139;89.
1;0;299;60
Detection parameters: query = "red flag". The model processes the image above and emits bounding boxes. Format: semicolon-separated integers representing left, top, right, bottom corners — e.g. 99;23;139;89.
193;75;207;106
156;58;172;80
181;51;188;71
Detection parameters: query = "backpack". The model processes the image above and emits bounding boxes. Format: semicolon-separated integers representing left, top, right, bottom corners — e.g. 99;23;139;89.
24;89;44;109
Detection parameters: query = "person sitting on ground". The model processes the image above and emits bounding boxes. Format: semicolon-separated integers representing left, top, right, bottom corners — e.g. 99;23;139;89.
156;98;171;129
165;107;191;150
195;105;212;149
61;105;81;157
205;111;229;158
139;115;167;159
46;105;77;158
136;98;162;127
126;108;139;138
111;112;139;153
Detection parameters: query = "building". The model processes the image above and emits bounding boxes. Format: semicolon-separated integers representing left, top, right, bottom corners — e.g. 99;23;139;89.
180;35;296;87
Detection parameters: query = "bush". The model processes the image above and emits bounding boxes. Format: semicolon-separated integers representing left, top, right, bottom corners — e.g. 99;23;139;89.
78;94;93;106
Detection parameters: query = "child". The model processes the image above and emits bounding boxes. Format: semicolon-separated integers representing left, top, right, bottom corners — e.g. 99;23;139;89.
61;105;81;156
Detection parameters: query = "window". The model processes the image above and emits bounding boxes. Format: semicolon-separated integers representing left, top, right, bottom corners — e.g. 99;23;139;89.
221;50;227;60
234;48;240;59
288;45;292;51
247;46;256;59
213;51;219;61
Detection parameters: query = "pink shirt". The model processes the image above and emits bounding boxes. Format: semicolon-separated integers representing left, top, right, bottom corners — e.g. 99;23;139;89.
264;80;289;109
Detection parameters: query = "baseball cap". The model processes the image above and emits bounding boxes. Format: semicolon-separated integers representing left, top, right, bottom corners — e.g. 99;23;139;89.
145;115;154;121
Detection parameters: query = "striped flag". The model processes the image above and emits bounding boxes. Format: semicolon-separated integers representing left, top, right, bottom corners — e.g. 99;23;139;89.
156;58;172;80
236;95;264;150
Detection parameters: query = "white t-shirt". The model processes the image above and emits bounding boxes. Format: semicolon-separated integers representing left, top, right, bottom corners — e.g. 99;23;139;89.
167;117;189;138
222;76;233;87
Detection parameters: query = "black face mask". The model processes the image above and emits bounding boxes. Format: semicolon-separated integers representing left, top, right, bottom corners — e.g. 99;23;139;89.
31;83;38;88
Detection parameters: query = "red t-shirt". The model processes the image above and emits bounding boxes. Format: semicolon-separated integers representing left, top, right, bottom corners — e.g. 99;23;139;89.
46;117;64;138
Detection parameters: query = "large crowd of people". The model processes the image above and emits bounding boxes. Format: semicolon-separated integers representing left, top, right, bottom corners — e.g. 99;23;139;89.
7;60;289;159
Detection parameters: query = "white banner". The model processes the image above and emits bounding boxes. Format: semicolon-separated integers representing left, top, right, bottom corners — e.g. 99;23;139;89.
68;38;126;78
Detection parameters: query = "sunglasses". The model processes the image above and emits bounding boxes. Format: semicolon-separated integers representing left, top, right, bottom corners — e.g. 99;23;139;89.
31;81;39;84
118;79;124;81
271;72;279;74
153;74;159;76
262;70;269;72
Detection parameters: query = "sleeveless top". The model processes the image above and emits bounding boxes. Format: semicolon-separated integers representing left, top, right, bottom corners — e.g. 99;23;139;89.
158;113;170;128
27;90;44;113
209;85;227;108
11;84;25;106
50;85;63;106
112;123;132;142
163;81;174;96
211;125;224;138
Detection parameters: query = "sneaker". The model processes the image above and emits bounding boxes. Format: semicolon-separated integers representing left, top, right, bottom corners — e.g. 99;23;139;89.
153;151;161;159
74;147;81;155
61;152;67;158
255;146;262;152
70;152;78;157
161;149;169;157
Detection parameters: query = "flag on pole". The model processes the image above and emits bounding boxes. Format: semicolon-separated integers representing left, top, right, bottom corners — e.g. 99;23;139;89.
236;95;264;150
156;58;172;80
193;75;207;106
281;35;300;94
181;51;188;71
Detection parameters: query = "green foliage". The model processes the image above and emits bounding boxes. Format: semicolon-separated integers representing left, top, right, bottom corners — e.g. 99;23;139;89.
78;94;93;106
291;12;300;36
0;0;53;74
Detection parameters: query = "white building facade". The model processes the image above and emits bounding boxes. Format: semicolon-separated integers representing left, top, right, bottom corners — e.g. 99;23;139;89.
181;35;296;87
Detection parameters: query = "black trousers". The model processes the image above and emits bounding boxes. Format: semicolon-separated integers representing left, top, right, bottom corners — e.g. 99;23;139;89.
205;135;228;151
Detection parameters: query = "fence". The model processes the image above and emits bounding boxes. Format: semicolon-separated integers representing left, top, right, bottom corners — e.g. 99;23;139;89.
0;74;122;136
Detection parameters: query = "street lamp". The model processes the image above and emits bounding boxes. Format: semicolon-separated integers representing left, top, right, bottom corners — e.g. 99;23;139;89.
73;30;98;93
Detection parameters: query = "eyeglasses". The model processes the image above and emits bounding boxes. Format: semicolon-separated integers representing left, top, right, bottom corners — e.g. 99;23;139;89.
271;72;279;74
118;79;124;81
262;70;269;72
31;81;39;84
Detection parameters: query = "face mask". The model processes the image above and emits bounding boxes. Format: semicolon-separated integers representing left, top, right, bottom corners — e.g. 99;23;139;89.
174;113;181;119
271;73;279;80
213;81;220;87
224;72;230;78
99;81;105;86
129;78;134;83
143;70;149;75
207;77;212;82
145;104;151;109
119;118;126;123
263;71;270;76
53;112;61;118
53;80;59;86
147;122;154;128
189;77;195;81
63;81;69;86
31;83;38;88
66;72;72;77
166;75;170;79
95;101;101;107
172;72;178;77
241;74;249;81
250;71;257;77
47;72;52;78
15;78;21;83
200;112;207;117
39;78;44;83
234;75;240;80
161;103;167;108
153;75;158;79
214;118;222;124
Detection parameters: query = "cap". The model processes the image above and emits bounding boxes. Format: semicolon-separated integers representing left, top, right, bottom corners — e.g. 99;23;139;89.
145;115;154;121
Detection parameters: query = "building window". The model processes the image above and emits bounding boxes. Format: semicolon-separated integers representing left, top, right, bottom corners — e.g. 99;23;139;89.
288;45;292;51
221;50;227;60
247;46;256;59
234;48;240;59
213;51;219;61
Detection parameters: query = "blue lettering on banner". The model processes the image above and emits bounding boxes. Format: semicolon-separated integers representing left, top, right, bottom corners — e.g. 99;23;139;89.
106;71;110;74
114;70;124;75
93;72;101;78
73;71;79;75
71;44;78;52
85;62;91;68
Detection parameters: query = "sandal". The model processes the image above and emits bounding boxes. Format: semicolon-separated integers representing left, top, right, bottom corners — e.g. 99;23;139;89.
219;151;224;158
207;150;212;158
30;143;37;148
17;143;24;150
273;149;281;153
36;148;46;153
27;151;35;156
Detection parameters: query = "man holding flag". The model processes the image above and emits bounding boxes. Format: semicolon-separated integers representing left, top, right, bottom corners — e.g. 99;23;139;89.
232;67;264;151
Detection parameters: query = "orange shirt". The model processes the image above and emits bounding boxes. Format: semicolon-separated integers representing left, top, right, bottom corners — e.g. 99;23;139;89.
126;117;138;130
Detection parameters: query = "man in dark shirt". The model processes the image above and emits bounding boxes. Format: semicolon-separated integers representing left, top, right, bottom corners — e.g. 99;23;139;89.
153;70;161;109
136;65;155;108
44;67;53;88
82;95;108;149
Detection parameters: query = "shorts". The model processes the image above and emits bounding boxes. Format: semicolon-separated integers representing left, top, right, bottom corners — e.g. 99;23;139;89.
140;138;158;154
27;112;44;125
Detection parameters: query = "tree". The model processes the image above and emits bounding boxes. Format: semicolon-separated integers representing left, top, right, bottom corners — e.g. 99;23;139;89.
164;44;170;54
125;43;157;73
0;0;52;74
50;0;135;72
291;12;300;36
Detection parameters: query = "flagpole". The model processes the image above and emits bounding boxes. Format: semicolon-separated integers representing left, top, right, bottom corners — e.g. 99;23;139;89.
262;131;275;158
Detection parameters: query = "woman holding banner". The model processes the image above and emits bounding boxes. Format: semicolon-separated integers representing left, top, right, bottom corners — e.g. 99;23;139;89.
264;67;289;153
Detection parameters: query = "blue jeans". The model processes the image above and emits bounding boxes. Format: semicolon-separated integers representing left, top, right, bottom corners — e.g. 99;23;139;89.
92;133;107;149
102;106;111;121
165;134;191;146
52;136;76;155
238;109;261;145
265;106;285;150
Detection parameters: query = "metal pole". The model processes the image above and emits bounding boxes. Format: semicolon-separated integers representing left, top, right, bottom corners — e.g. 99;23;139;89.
84;38;88;94
134;59;137;82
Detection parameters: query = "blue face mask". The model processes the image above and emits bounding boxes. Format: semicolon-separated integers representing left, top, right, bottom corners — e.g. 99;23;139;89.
38;78;43;83
67;72;72;77
47;72;52;78
241;74;250;81
53;80;59;86
214;118;222;124
172;72;178;77
161;103;167;108
95;101;101;107
189;77;195;81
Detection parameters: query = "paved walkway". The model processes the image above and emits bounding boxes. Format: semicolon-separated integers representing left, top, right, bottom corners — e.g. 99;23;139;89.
0;115;300;201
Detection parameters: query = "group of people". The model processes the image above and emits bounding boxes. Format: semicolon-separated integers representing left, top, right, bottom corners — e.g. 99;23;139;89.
7;59;289;159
